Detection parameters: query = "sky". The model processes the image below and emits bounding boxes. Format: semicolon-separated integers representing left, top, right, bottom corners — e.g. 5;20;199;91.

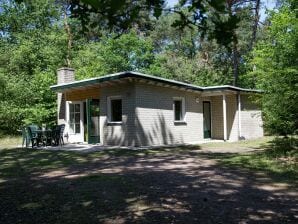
166;0;276;21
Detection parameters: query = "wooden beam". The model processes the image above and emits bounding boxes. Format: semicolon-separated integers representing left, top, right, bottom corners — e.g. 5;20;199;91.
127;77;134;83
202;90;234;97
147;81;155;85
114;79;127;84
105;81;116;86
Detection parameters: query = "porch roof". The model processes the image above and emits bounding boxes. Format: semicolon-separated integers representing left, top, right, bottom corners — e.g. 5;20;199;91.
50;71;262;94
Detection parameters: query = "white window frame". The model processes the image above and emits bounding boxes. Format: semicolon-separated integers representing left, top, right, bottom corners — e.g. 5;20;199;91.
65;101;84;143
173;97;186;123
107;96;123;124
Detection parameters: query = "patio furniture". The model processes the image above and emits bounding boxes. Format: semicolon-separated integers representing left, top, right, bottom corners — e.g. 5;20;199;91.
52;124;65;146
20;126;29;148
44;129;53;146
35;129;52;147
27;125;40;148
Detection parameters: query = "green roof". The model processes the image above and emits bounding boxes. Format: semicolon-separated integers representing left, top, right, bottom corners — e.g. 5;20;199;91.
50;71;262;93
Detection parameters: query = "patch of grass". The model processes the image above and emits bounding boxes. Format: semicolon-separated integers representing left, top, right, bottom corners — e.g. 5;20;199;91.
202;136;274;149
0;138;297;223
0;135;22;149
218;137;298;184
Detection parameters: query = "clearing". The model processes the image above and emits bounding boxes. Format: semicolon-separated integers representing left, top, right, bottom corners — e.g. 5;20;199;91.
0;137;297;223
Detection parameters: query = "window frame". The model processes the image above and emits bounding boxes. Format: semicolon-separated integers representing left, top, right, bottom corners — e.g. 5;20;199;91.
66;101;84;141
173;97;186;123
69;103;81;134
107;96;123;124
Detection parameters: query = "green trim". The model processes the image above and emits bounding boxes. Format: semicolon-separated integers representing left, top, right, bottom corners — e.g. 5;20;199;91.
87;99;100;144
50;71;262;93
203;101;211;139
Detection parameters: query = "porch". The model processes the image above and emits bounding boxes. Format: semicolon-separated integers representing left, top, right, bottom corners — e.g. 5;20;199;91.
61;86;101;144
32;139;225;153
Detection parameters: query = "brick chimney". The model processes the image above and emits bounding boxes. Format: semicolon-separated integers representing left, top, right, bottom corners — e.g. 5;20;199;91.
57;67;75;84
57;68;75;127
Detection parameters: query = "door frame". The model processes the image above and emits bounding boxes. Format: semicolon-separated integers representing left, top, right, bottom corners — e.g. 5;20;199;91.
203;101;212;139
86;99;100;144
66;101;84;143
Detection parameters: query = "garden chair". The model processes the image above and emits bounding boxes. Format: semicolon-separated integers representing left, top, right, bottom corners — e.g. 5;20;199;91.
27;125;40;148
52;124;65;146
58;124;65;146
21;126;29;148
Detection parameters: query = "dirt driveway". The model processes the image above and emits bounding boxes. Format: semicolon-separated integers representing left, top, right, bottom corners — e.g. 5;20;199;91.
0;146;297;224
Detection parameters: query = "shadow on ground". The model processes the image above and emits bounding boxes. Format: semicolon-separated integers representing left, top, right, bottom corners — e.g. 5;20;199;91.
0;146;297;224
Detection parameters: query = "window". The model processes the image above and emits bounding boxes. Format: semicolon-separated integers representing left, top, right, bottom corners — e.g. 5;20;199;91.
173;97;185;122
108;96;122;122
69;103;81;134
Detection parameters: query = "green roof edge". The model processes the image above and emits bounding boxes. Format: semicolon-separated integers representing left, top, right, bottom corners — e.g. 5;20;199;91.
50;71;262;93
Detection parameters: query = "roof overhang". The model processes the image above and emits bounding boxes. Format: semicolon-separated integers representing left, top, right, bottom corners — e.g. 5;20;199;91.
50;71;262;94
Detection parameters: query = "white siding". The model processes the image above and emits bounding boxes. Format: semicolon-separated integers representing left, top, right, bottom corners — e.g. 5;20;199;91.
134;83;202;146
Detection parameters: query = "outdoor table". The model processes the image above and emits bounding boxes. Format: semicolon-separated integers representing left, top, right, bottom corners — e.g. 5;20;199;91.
34;129;53;146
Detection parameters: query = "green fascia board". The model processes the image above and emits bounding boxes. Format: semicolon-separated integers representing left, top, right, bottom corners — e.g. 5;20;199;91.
202;85;263;93
50;71;262;93
50;71;204;92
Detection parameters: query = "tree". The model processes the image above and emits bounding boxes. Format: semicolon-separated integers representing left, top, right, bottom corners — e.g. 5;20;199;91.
72;31;155;80
147;12;237;86
246;0;298;135
68;0;239;47
147;51;233;86
0;0;67;133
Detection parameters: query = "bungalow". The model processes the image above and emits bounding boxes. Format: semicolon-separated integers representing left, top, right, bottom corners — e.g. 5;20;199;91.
50;68;263;146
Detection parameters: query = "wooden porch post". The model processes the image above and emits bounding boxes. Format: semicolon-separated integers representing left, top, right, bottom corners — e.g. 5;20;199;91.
238;93;242;139
223;94;227;141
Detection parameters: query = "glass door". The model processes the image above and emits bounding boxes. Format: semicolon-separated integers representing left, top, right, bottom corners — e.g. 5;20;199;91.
87;99;100;144
67;101;84;143
203;101;211;138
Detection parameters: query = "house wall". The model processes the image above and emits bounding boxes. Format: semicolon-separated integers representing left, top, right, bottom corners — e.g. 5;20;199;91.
210;95;239;141
240;95;264;139
209;94;263;141
134;83;203;146
57;93;66;126
226;95;239;141
210;96;224;139
100;82;136;146
58;80;263;146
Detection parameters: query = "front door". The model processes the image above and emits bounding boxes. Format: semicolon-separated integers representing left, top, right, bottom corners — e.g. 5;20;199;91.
67;101;84;143
87;99;100;144
203;101;211;138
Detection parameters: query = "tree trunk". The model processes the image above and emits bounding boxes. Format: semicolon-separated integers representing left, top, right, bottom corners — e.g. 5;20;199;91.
226;1;240;86
249;0;260;50
232;39;239;86
63;5;72;67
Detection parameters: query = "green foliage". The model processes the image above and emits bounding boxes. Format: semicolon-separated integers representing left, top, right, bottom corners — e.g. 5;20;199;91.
69;0;239;47
245;1;298;135
219;137;298;184
0;0;296;138
72;31;155;79
147;51;232;86
0;70;57;133
0;0;65;133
